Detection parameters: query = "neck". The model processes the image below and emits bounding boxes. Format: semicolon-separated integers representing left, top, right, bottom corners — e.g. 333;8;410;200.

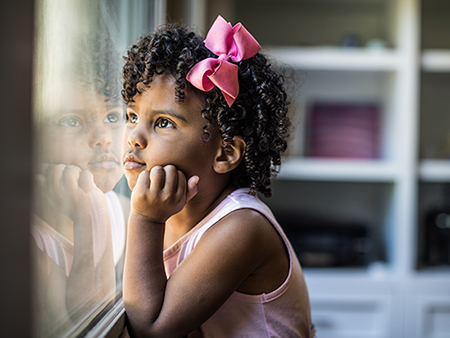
164;183;236;248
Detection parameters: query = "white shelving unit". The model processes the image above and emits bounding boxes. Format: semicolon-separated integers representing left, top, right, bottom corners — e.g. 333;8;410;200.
422;50;450;72
176;0;450;336
279;158;398;182
263;46;401;71
420;160;450;182
414;1;450;336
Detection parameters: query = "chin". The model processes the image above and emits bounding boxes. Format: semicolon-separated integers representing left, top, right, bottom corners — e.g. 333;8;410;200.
123;173;137;191
94;169;123;193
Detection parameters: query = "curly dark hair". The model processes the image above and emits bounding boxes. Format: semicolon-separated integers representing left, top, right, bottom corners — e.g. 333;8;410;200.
122;22;291;197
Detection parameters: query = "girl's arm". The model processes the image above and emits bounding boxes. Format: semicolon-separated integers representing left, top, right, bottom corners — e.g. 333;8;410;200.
124;165;198;334
123;166;272;338
36;165;116;319
65;168;116;316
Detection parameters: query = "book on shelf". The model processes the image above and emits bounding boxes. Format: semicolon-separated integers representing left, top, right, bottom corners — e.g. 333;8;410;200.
305;102;381;159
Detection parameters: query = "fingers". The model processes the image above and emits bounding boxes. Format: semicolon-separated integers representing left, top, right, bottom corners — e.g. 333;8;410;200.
78;170;96;193
136;169;151;190
131;165;199;221
165;165;179;193
61;165;82;194
150;166;166;193
148;164;198;202
38;163;49;176
46;164;65;199
43;164;88;200
186;175;200;203
149;165;180;197
176;169;186;201
35;173;46;191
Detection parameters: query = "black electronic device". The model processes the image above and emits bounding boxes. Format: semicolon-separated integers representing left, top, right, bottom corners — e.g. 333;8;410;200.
276;212;372;268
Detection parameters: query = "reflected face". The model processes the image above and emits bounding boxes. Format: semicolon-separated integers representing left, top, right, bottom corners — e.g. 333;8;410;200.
122;75;221;191
41;85;125;193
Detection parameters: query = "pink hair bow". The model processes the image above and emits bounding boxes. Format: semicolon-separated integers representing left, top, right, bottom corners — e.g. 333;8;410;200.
186;15;261;107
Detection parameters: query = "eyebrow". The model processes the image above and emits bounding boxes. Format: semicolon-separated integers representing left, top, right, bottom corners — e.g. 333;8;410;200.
157;110;188;122
127;104;188;123
105;103;123;111
51;102;123;115
49;109;84;117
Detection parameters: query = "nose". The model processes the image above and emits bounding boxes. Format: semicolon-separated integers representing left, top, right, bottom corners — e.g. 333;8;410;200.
127;125;147;149
89;123;112;149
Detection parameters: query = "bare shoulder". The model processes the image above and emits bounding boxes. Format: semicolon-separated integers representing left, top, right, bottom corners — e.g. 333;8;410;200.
198;207;290;295
202;207;277;251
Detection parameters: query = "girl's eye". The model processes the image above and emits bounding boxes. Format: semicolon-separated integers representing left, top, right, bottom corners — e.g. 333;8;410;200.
57;116;82;128
104;112;121;124
156;118;174;129
127;113;139;124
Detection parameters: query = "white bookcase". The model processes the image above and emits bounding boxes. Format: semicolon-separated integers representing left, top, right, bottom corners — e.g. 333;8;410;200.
173;0;450;336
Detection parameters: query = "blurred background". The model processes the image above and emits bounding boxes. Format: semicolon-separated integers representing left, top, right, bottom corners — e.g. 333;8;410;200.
185;2;450;337
1;0;450;337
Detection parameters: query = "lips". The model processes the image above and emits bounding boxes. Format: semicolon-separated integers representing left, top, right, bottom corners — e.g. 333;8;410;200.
123;153;146;170
88;153;119;169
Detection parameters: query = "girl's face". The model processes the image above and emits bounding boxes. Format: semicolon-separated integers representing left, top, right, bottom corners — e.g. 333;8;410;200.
123;75;221;191
40;85;125;193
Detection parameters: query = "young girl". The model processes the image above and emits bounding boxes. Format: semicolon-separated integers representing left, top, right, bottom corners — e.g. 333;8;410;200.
32;23;128;334
32;81;128;333
122;16;313;338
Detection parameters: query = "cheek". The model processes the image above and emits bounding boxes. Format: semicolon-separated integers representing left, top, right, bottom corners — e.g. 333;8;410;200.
169;140;217;178
110;127;124;153
122;129;131;153
42;132;86;165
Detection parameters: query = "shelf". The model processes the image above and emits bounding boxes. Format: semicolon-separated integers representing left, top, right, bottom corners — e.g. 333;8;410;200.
416;266;450;278
304;264;450;281
422;50;450;72
277;158;398;182
419;159;450;182
263;46;401;71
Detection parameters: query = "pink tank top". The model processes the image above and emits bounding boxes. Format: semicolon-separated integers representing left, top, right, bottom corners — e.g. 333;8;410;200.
163;188;312;338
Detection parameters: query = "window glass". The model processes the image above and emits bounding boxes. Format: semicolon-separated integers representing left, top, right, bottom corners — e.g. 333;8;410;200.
31;1;157;336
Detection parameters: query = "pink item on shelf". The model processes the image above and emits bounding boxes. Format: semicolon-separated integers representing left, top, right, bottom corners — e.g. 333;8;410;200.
306;102;381;159
186;15;261;107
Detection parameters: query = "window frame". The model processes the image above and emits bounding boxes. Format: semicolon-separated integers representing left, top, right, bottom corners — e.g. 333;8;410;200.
84;299;126;338
0;0;34;336
0;1;167;337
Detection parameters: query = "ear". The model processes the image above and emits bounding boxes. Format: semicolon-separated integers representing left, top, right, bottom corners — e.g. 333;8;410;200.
213;136;246;174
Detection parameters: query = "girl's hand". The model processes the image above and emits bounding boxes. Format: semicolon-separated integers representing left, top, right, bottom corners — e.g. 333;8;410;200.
130;165;199;223
35;164;105;222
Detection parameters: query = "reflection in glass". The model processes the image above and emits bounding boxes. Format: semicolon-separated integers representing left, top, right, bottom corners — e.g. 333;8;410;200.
31;1;129;336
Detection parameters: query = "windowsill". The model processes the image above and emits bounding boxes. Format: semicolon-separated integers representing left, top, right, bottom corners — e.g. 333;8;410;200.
84;299;126;338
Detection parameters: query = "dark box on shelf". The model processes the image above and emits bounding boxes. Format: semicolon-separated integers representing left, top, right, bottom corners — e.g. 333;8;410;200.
276;212;372;268
305;102;381;159
423;207;450;267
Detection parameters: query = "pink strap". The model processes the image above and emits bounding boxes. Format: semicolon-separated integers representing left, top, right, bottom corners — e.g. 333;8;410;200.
186;15;260;107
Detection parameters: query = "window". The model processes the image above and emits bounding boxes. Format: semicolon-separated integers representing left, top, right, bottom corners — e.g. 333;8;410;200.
30;1;162;336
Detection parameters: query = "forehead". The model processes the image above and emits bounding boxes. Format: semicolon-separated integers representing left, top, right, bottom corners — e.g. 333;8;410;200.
46;82;121;117
132;75;205;112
